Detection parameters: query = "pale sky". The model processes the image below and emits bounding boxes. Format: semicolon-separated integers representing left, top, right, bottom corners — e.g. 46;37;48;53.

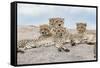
17;3;96;30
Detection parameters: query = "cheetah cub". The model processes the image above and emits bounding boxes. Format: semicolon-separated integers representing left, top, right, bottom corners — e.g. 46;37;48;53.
70;23;87;46
53;27;70;52
71;22;96;58
71;22;96;46
37;24;54;47
17;24;54;53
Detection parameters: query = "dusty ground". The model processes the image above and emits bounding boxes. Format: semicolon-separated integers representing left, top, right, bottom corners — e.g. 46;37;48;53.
17;25;96;65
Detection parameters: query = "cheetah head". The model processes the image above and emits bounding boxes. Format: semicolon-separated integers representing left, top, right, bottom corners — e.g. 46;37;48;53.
49;17;64;28
55;27;66;37
40;24;51;36
76;22;87;33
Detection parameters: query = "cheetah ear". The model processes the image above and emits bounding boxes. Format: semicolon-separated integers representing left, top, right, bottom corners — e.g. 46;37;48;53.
62;18;64;21
76;23;79;26
49;18;54;22
84;23;87;27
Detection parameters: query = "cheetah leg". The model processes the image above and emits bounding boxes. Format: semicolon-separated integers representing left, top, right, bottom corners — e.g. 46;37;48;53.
70;40;76;46
55;43;70;52
62;46;70;52
55;43;63;52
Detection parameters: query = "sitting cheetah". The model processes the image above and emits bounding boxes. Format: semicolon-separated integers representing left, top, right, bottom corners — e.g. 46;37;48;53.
49;17;71;47
71;23;87;46
71;22;96;45
53;27;70;52
70;22;96;58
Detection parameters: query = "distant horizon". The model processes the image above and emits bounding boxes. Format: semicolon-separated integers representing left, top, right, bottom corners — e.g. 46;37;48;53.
18;24;96;30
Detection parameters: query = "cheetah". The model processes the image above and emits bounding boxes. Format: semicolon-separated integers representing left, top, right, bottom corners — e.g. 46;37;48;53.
17;24;54;53
70;23;88;45
53;27;70;52
70;22;96;58
71;22;96;45
49;17;71;46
